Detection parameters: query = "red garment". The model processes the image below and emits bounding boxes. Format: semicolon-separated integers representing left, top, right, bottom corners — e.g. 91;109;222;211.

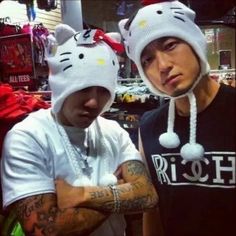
0;83;50;153
0;83;50;120
0;84;25;120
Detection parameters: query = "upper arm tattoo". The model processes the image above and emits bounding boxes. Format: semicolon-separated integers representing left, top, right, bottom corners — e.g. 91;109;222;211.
117;161;157;212
123;160;151;183
12;194;61;235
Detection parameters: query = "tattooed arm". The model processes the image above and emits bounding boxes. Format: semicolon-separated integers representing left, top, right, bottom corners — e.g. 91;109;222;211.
56;160;158;213
139;130;164;236
143;207;164;236
9;193;108;236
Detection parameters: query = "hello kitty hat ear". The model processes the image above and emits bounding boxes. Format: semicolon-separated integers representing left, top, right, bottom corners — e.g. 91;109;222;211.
54;23;76;45
118;19;129;40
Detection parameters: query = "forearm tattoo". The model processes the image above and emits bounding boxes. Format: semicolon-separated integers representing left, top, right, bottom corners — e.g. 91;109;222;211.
88;161;156;213
13;194;106;236
14;195;59;235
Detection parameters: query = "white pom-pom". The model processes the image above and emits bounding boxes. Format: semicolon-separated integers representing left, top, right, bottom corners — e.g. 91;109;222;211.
159;132;180;148
99;173;118;186
72;176;94;187
180;143;204;161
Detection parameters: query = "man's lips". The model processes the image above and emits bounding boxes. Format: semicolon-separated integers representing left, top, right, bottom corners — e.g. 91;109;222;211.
80;112;97;119
163;74;181;86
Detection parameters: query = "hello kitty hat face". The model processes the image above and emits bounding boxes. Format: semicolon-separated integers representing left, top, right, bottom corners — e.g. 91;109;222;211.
46;24;123;114
119;0;210;161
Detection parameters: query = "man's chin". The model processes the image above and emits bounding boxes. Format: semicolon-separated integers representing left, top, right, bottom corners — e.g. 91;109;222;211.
75;119;95;129
171;86;192;98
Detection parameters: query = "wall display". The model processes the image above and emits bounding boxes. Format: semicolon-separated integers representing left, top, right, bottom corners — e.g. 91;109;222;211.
219;50;231;69
0;33;36;88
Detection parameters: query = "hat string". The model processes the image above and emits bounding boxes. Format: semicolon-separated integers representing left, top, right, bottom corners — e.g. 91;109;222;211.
188;91;197;144
167;98;175;133
180;91;204;160
159;97;180;149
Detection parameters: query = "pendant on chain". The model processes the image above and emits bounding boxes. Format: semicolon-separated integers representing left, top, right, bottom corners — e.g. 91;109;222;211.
82;159;93;178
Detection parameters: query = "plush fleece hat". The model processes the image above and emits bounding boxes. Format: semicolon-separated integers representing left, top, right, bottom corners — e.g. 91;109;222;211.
46;24;123;114
119;0;210;161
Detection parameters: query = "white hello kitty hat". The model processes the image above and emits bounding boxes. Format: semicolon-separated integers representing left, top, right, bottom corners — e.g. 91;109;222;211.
46;24;124;114
119;0;210;161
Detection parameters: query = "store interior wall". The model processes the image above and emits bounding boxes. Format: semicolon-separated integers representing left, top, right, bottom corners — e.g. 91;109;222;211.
0;0;235;77
202;25;235;70
81;0;235;71
61;0;83;31
0;0;61;32
0;0;235;70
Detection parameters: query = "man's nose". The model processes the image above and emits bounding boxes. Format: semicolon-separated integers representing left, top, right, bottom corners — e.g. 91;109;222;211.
155;51;172;73
84;88;99;108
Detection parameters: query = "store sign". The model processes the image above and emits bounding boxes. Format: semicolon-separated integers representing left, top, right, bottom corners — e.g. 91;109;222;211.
204;29;214;43
219;50;231;69
0;33;35;87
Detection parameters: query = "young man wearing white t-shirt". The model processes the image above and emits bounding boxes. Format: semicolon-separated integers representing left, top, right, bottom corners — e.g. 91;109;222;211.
1;24;158;236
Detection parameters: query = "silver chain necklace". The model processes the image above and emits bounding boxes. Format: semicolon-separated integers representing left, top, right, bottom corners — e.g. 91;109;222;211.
54;114;118;186
55;117;94;182
71;134;93;178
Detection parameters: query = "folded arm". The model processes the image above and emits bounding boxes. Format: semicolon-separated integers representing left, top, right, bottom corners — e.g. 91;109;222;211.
143;207;164;236
139;130;164;236
9;193;108;236
56;160;158;213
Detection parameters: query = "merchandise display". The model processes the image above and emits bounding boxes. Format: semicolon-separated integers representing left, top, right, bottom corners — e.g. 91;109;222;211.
0;19;50;90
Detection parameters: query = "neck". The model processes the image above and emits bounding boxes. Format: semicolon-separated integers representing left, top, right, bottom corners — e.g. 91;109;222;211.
175;75;220;116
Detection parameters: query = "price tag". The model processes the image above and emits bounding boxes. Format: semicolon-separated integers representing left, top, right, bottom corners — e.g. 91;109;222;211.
76;29;96;45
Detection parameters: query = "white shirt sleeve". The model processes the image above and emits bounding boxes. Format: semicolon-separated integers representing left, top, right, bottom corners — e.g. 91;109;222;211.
99;117;143;165
1;128;55;209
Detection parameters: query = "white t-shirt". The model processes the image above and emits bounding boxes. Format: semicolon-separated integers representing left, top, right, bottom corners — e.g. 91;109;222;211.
1;108;142;236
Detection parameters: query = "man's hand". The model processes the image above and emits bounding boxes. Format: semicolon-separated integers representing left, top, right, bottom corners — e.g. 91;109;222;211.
55;161;158;214
56;166;125;209
55;179;85;209
114;166;125;184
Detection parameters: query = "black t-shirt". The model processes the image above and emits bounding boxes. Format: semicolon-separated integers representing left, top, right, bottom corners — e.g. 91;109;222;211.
140;84;236;236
